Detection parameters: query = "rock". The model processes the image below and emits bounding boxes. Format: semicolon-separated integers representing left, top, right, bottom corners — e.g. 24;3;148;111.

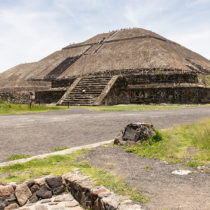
34;177;46;186
36;185;52;199
26;180;35;188
29;193;39;203
46;176;62;189
197;166;205;170
114;123;155;145
4;203;19;210
102;193;120;209
0;200;6;210
65;200;79;207
40;199;51;204
172;170;191;175
5;195;17;203
34;205;48;210
0;185;14;197
15;183;32;206
30;184;40;194
119;203;143;210
53;194;74;202
52;186;65;195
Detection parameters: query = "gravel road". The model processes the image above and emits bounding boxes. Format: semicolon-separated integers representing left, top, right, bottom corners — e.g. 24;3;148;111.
0;106;210;162
86;146;210;210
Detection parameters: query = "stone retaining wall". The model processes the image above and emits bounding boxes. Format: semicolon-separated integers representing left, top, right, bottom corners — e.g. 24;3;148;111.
35;90;66;104
103;85;210;105
0;91;30;104
125;72;198;85
0;171;142;210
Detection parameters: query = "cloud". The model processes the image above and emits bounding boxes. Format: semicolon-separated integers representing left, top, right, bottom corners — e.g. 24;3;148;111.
0;0;209;73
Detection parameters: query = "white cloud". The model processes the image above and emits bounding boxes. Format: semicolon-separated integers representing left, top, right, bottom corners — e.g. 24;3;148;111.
0;0;209;73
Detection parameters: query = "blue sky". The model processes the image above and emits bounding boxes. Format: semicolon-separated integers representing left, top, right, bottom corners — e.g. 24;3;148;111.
0;0;210;73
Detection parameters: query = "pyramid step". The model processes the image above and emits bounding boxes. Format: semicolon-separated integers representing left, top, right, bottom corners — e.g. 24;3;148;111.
60;75;112;106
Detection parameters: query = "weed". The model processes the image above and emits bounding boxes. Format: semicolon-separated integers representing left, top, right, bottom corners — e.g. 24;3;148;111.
185;161;203;168
7;154;31;161
73;104;210;112
144;166;153;170
0;103;68;115
51;146;69;152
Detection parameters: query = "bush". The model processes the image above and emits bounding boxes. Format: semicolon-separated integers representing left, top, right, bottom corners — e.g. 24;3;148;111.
150;130;163;143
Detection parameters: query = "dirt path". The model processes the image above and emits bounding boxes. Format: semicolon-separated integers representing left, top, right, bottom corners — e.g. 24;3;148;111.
0;107;210;162
85;146;210;210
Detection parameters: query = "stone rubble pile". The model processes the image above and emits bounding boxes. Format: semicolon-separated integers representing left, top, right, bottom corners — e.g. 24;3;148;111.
114;123;155;146
0;171;143;210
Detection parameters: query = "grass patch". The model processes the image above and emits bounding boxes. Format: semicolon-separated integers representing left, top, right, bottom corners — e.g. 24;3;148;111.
73;104;210;112
0;101;68;114
144;166;153;170
81;167;149;203
0;149;148;203
125;119;210;167
7;154;31;161
51;146;70;152
199;74;210;86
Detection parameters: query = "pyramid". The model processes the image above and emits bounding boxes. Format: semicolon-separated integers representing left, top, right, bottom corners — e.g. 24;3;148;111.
0;28;210;105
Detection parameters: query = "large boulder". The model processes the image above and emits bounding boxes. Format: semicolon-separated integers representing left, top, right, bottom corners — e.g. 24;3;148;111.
114;123;155;145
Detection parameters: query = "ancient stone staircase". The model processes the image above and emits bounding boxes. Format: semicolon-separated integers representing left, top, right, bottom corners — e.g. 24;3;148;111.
59;76;112;105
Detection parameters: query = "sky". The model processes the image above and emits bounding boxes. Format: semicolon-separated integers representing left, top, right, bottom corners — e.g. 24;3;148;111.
0;0;210;73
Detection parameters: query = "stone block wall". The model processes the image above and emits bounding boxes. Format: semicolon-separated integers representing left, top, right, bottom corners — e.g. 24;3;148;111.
51;78;75;88
103;86;210;105
129;87;210;104
125;72;198;85
0;172;143;210
35;90;66;104
0;90;30;104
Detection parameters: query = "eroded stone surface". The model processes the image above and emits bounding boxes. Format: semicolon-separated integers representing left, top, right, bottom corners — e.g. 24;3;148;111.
46;177;62;189
4;203;19;210
0;185;14;197
18;194;83;210
15;183;32;206
36;186;52;199
114;123;155;145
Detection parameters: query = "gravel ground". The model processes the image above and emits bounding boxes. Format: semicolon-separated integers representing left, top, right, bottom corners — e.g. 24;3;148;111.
85;146;210;210
0;106;210;162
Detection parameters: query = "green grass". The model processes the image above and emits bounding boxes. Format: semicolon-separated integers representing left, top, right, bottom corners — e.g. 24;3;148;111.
125;119;210;167
1;100;209;114
0;149;148;203
7;154;31;161
73;104;210;112
199;74;210;86
81;167;149;203
144;166;153;170
0;101;68;114
51;146;70;152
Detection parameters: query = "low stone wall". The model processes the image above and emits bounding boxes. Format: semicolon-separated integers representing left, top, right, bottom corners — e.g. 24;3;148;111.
129;86;210;104
103;85;210;105
0;91;30;104
35;90;65;104
125;72;198;85
0;172;142;210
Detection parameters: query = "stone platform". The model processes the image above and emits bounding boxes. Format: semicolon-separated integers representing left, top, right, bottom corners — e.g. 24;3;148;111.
17;193;83;210
0;171;143;210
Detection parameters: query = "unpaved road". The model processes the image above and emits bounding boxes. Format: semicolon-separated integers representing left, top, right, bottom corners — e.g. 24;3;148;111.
0;106;210;162
86;146;210;210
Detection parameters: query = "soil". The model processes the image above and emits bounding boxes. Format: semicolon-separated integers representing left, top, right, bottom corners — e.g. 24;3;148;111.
0;106;210;162
85;146;210;210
